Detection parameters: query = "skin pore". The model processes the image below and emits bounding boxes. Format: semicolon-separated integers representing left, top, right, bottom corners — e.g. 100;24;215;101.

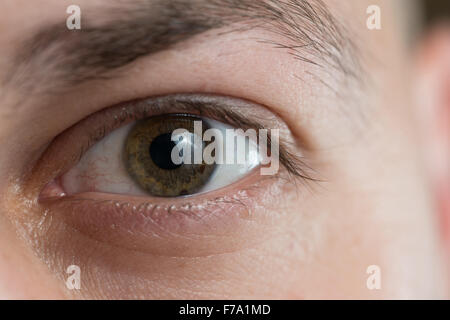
0;0;448;299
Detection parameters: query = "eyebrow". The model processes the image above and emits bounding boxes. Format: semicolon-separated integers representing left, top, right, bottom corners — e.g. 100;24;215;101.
6;0;361;95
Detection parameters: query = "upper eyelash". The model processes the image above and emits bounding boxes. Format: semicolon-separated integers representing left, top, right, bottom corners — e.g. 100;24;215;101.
79;94;316;183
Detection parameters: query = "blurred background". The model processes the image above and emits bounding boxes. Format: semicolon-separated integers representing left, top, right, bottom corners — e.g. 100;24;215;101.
422;0;450;26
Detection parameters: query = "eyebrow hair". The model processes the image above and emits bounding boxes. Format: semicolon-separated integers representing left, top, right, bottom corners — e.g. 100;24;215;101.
6;0;361;95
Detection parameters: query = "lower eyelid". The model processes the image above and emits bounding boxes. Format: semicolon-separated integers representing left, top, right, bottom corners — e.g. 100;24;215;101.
38;174;284;257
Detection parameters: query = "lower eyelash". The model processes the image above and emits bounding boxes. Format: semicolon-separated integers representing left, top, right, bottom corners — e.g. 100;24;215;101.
58;193;251;222
45;173;274;215
40;171;284;223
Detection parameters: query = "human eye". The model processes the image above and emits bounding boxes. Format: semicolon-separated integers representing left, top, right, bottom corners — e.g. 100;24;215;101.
27;93;313;257
45;97;262;199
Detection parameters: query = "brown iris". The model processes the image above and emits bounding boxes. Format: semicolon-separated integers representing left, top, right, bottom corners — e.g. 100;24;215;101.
124;114;215;197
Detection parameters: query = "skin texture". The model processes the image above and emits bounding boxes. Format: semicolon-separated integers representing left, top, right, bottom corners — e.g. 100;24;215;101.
0;0;449;299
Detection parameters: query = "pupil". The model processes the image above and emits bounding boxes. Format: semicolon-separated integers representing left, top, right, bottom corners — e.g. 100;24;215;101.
149;133;182;170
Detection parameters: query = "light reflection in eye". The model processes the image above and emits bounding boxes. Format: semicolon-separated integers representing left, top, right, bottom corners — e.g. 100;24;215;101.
124;114;216;197
60;114;261;198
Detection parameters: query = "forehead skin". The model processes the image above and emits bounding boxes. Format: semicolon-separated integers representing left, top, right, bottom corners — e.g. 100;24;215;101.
0;0;446;299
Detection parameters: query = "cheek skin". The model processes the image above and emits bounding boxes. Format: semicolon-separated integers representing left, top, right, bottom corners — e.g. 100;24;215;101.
6;174;316;299
0;213;66;299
